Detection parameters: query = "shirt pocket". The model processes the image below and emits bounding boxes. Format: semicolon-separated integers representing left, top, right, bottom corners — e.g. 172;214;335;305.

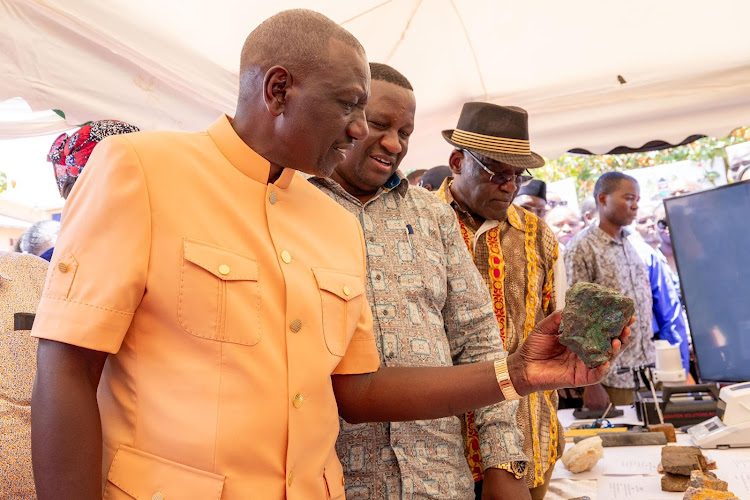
323;451;346;499
312;267;365;357
44;250;79;298
178;238;261;345
103;445;225;500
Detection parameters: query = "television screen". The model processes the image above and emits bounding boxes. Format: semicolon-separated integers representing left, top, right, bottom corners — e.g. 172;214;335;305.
664;180;750;382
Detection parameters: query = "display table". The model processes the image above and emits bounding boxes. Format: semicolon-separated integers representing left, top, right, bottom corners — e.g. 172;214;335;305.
546;407;750;499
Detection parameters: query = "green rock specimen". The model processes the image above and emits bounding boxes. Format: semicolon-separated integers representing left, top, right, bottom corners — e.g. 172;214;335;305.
558;282;635;368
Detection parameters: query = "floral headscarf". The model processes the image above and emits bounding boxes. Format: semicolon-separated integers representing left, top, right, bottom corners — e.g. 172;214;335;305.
47;120;140;196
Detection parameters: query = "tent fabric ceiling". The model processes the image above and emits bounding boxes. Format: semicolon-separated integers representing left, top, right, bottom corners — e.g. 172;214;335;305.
2;0;750;171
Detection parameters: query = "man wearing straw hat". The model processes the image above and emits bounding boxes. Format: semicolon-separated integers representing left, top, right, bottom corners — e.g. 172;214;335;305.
436;103;565;499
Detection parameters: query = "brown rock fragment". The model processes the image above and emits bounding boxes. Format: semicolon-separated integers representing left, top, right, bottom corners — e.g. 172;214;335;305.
662;446;706;476
662;472;691;492
649;423;677;442
683;487;739;500
689;470;727;491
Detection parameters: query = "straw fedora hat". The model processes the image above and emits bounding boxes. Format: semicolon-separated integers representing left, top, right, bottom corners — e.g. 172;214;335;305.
442;102;545;169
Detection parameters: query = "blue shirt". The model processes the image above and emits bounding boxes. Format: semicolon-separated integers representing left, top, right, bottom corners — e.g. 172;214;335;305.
39;247;54;262
629;236;690;373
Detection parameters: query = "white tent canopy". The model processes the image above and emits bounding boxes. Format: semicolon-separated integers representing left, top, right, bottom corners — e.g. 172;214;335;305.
3;0;750;171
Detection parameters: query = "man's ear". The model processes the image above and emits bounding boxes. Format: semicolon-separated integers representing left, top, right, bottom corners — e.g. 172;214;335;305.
597;192;608;209
448;149;464;175
263;66;292;116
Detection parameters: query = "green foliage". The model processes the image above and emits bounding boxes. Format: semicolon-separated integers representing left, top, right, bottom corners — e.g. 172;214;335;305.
533;127;750;200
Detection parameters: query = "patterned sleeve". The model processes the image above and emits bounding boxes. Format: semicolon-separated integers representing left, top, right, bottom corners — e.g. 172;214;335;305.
434;200;527;467
540;225;561;315
563;238;593;287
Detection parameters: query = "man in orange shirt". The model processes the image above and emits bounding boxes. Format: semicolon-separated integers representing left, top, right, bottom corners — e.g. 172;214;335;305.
32;9;630;500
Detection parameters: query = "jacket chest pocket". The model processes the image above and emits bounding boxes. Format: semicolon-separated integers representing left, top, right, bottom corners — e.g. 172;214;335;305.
178;238;261;345
313;268;365;357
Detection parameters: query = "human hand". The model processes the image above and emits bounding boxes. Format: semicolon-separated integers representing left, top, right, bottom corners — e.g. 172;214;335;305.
507;311;633;395
583;383;611;410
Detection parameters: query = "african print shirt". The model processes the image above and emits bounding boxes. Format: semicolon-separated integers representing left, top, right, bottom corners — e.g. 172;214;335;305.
0;251;49;498
438;179;564;489
311;173;526;499
564;224;655;388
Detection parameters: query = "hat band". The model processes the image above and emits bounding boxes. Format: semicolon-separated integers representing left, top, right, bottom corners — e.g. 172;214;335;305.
451;129;530;156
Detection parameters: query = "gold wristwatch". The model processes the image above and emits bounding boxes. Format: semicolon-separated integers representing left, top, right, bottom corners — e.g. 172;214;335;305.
493;357;521;401
489;461;527;479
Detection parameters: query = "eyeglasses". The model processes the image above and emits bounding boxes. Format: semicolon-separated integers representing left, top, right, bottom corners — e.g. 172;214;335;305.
657;219;669;230
547;200;568;208
464;149;533;186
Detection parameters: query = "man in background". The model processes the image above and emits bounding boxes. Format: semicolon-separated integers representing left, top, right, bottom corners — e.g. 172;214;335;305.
634;203;660;249
630;204;691;378
565;172;654;407
579;195;596;227
512;179;547;218
406;168;426;185
545;206;584;247
418;165;452;192
19;220;59;260
438;103;564;499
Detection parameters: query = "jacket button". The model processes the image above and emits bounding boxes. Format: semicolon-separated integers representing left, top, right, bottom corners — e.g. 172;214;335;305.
58;262;68;273
287;471;294;486
281;250;291;264
152;493;164;500
218;264;230;275
293;393;304;409
269;191;278;204
290;318;302;333
342;285;351;296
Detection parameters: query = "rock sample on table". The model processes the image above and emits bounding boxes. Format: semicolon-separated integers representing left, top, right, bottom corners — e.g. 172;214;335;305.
558;282;635;368
688;470;728;491
661;446;707;476
663;473;691;492
649;423;677;443
683;488;739;500
561;436;604;473
659;446;714;493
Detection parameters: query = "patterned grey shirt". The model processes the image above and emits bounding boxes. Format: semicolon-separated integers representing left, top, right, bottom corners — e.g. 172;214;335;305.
311;173;526;499
563;224;655;388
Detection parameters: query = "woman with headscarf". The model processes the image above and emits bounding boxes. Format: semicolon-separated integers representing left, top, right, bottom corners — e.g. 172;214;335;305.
41;120;139;261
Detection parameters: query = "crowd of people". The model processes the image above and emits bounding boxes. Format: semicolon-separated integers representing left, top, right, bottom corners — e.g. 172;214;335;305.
0;7;722;500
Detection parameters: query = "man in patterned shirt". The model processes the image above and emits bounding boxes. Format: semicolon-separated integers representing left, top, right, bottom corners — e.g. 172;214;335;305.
312;63;530;499
437;103;565;500
564;172;655;407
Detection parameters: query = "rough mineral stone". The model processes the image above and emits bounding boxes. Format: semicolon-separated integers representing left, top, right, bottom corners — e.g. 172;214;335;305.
689;470;727;491
662;473;691;492
558;282;635;368
683;487;739;500
649;423;677;443
561;436;604;473
661;446;707;476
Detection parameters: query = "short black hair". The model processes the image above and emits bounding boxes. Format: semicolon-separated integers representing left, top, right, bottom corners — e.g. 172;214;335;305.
239;10;363;88
369;62;413;90
593;172;636;206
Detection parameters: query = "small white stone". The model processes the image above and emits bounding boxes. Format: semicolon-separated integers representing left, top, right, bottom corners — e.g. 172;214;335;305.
562;436;604;473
